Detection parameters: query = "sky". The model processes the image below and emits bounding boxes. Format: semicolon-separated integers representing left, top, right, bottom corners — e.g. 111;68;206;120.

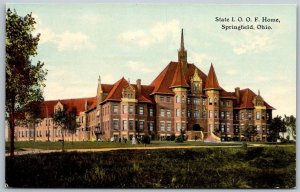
6;4;296;117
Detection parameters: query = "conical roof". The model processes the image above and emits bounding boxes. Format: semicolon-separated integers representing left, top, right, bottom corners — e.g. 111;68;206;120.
205;63;222;90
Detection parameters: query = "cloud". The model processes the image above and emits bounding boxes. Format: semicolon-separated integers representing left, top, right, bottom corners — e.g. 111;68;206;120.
225;69;238;75
126;61;154;73
221;31;273;55
119;20;180;47
189;52;211;65
32;13;96;52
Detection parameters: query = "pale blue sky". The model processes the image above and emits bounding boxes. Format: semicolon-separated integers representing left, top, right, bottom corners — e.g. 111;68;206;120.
7;4;296;117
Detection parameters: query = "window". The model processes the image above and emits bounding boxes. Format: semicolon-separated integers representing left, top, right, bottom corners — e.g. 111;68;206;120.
226;123;230;132
209;98;212;105
187;98;190;104
160;96;164;102
176;109;180;117
122;105;126;114
181;109;185;117
226;101;230;106
209;110;212;118
202;111;206;118
220;101;224;106
149;108;153;117
241;112;244;120
129;105;134;114
166;97;170;103
187;110;190;117
262;113;265;120
176;122;181;131
160;108;165;117
194;110;199;118
266;113;270;120
160;122;165;131
226;112;230;120
113;120;119;130
113;105;118;114
176;95;180;103
214;98;217;105
167;122;171;131
122;120;127;130
129;120;134;130
262;125;265;132
139;106;144;115
257;125;260;131
166;109;171;117
149;122;154;131
181;123;185;131
181;96;185;103
248;112;252;120
139;121;144;131
194;98;199;105
202;99;206;105
221;111;225;119
256;112;260;120
235;113;238;120
214;110;218;118
221;124;225;132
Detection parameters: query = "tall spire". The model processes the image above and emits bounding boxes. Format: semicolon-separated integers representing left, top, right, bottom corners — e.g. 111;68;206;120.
180;28;184;50
98;75;101;84
178;28;187;73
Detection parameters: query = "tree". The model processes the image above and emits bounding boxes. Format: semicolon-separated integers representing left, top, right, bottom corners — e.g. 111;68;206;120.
53;108;78;151
242;124;258;142
284;115;296;140
268;116;285;142
6;9;47;158
67;113;78;144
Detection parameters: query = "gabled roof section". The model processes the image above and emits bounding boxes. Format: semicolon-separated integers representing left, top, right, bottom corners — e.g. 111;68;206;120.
150;62;207;95
170;62;189;88
103;77;155;104
101;84;114;93
105;77;129;101
205;63;222;90
233;88;275;109
40;97;96;117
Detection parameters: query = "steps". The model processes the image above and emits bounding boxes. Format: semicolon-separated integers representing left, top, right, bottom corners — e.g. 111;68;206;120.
204;131;221;142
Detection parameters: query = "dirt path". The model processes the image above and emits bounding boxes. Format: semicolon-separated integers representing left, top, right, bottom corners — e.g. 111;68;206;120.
6;143;293;156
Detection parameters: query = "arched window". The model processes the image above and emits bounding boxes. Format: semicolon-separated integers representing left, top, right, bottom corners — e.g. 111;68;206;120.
209;98;212;105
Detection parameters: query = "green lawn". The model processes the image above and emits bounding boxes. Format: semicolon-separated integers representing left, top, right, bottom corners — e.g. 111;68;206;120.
6;146;296;188
6;140;244;152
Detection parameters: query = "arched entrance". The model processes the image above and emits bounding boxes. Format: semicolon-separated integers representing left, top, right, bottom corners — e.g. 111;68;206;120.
192;124;202;131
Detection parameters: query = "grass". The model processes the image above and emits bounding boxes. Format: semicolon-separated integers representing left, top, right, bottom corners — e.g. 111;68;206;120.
6;140;244;152
6;146;296;188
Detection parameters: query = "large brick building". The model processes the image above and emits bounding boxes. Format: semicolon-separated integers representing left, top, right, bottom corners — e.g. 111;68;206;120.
13;29;274;142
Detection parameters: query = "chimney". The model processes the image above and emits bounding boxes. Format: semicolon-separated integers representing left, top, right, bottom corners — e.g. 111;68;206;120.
235;87;240;104
84;98;88;111
136;79;141;94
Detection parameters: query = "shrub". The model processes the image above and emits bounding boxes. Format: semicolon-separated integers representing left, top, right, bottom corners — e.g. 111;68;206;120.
141;135;151;144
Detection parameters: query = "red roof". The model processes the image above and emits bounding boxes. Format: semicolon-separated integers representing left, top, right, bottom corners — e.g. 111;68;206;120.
104;77;155;104
205;64;222;90
233;88;274;109
40;97;96;117
150;61;207;94
170;62;189;88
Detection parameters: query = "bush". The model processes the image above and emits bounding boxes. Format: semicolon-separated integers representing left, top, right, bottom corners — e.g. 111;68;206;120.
175;136;184;143
141;135;151;144
170;134;176;141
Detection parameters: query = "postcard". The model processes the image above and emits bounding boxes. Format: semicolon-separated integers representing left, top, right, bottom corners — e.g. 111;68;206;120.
5;3;296;189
